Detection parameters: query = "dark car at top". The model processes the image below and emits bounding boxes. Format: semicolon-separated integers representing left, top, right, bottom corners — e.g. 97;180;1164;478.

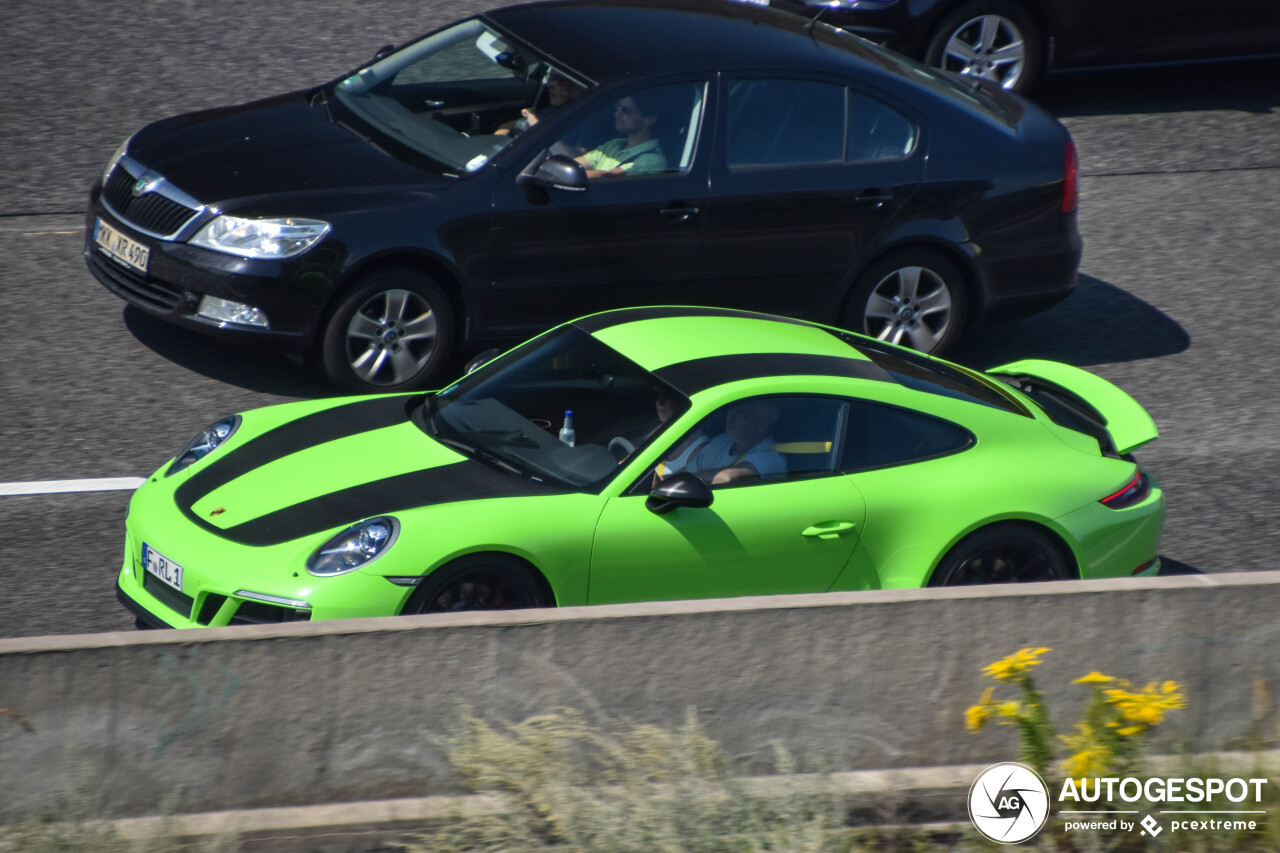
86;0;1081;394
770;0;1280;94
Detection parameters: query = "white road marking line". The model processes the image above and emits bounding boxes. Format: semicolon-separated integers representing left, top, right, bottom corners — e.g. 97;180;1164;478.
0;477;146;496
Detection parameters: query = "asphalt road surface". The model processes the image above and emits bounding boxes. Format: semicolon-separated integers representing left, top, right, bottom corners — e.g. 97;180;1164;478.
1;0;1278;637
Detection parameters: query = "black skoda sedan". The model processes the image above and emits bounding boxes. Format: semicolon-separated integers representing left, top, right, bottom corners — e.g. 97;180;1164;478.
86;0;1081;393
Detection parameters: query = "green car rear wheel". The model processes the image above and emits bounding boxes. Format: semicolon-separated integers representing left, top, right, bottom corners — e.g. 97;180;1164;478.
929;524;1072;586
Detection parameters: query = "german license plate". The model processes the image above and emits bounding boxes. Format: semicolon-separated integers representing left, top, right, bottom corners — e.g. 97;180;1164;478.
94;218;150;274
142;543;183;591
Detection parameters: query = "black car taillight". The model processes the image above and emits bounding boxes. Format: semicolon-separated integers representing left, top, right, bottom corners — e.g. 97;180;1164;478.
1062;140;1079;214
1100;469;1150;509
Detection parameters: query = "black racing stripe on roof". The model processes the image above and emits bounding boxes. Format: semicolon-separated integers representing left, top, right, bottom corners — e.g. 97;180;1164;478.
654;353;892;396
175;395;416;509
196;461;561;547
573;307;817;335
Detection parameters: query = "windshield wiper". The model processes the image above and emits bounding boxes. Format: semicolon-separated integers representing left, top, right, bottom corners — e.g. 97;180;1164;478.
435;436;525;478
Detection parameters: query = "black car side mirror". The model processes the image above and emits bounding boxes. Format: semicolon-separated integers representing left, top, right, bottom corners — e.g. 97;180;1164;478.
524;154;588;193
646;472;713;515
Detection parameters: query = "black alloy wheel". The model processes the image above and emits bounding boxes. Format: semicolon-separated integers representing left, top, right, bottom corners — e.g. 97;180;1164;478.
929;525;1073;586
321;268;455;393
403;554;552;615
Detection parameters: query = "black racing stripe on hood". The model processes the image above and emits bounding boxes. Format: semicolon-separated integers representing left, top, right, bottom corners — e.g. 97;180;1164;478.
176;395;417;508
573;307;817;334
654;353;892;396
197;460;561;547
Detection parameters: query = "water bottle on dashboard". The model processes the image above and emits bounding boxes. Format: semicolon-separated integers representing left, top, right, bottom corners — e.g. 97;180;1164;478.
559;410;575;447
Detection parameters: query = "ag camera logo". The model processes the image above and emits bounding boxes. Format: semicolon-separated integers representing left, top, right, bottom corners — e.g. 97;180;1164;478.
969;762;1051;844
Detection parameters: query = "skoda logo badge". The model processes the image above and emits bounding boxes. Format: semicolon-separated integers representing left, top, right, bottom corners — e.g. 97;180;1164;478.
132;175;161;197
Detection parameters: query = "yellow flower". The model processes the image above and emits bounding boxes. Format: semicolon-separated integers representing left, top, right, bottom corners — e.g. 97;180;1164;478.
1106;681;1184;726
1060;723;1113;777
996;701;1023;719
982;647;1052;682
965;703;988;733
1117;725;1145;737
1073;671;1115;685
965;687;996;733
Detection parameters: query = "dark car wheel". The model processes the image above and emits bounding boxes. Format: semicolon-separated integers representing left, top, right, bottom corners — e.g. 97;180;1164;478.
929;525;1072;586
402;554;552;615
321;269;455;393
923;0;1041;94
842;248;967;356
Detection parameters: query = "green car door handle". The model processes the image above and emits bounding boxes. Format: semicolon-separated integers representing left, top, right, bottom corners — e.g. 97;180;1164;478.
801;521;856;540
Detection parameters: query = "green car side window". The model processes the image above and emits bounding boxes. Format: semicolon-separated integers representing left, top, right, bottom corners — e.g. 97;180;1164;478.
841;401;973;472
646;395;847;490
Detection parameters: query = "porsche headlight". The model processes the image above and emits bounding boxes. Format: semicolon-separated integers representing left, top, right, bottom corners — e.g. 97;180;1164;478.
307;517;399;577
190;215;330;259
102;133;133;185
165;416;241;477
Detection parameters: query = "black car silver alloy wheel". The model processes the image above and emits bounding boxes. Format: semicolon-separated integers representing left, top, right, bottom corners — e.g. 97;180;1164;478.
321;269;454;393
346;288;438;387
940;15;1026;89
924;1;1040;93
864;265;955;352
846;248;966;356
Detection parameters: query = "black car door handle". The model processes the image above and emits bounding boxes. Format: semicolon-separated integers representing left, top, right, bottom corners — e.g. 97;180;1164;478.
660;206;700;222
855;191;894;209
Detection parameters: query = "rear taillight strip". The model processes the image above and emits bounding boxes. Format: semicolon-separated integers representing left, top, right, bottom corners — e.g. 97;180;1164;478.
1062;140;1079;214
1100;469;1151;509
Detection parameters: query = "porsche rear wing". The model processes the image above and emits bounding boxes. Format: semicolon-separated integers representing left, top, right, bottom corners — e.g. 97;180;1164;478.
986;359;1158;456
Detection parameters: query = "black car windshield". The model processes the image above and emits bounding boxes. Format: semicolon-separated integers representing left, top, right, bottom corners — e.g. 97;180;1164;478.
422;327;690;491
330;18;584;174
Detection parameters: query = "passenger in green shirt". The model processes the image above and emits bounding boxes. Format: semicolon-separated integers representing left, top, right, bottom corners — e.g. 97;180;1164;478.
576;94;668;177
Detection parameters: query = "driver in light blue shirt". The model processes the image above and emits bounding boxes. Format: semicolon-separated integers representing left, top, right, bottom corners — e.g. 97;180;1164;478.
657;399;785;486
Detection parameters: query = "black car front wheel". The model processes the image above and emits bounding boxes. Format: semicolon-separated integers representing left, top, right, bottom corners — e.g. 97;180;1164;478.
929;525;1072;586
923;0;1041;94
321;269;455;393
843;247;967;356
402;554;553;615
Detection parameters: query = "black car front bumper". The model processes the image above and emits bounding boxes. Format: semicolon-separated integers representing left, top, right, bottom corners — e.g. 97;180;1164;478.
85;189;329;357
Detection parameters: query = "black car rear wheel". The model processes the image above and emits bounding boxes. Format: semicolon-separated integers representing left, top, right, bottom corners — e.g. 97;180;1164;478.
402;554;552;615
843;247;967;356
929;525;1072;586
321;269;455;393
923;0;1041;94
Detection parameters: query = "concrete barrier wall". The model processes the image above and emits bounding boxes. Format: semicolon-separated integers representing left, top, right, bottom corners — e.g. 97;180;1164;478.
2;572;1278;822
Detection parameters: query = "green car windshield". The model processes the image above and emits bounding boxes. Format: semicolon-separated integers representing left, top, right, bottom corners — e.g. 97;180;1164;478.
424;327;690;491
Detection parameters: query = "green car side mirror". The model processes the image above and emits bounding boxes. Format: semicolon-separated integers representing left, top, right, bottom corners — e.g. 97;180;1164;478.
646;472;713;515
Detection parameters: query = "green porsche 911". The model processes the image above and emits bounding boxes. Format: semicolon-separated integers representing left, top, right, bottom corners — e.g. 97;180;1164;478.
117;307;1163;628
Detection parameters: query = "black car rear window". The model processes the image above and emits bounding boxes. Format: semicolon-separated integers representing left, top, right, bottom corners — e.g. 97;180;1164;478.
829;331;1028;415
827;29;1020;128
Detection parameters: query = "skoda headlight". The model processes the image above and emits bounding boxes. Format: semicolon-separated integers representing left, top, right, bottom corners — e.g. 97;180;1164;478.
165;416;241;477
190;216;330;259
102;133;133;185
307;517;399;576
